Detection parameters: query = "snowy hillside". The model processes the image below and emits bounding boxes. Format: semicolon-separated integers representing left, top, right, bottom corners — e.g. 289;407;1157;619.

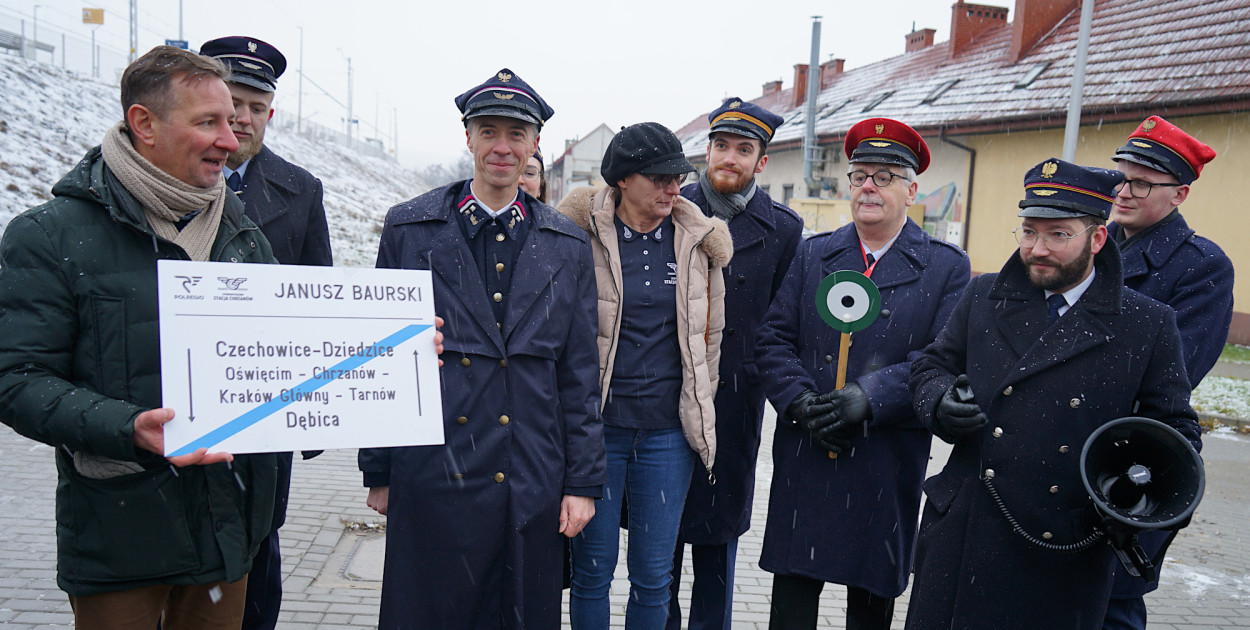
0;53;428;267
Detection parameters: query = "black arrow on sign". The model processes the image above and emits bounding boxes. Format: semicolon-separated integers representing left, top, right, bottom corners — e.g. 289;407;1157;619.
412;349;423;415
186;348;195;422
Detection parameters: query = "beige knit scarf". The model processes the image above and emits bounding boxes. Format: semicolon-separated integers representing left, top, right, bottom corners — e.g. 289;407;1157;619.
100;122;226;262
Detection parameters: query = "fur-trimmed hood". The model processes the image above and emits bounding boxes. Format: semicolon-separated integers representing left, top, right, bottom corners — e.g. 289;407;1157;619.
557;186;733;268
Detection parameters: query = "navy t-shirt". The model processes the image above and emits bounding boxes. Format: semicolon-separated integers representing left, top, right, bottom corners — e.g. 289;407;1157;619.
601;214;683;430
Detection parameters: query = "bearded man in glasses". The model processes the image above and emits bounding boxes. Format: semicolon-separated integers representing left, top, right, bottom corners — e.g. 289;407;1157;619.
756;118;970;630
1100;118;1233;630
905;158;1201;630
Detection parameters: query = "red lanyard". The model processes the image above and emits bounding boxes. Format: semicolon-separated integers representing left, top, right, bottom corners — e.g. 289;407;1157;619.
860;243;880;278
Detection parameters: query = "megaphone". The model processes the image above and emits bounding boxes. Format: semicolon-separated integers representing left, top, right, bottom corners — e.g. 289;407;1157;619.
1080;416;1204;581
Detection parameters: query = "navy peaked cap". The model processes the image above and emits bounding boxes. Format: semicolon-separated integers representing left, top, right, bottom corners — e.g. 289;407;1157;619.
455;68;553;127
1018;158;1125;220
200;36;286;92
708;97;783;143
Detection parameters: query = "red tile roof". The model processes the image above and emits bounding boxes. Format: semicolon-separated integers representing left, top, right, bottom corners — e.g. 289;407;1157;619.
679;0;1250;154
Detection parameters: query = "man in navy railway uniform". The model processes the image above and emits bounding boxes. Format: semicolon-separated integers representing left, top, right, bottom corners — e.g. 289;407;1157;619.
1101;117;1233;630
756;118;970;630
906;159;1201;630
357;69;604;630
666;97;802;630
200;36;333;630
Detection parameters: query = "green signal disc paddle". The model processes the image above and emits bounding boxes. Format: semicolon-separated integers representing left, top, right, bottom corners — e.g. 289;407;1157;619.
816;270;882;333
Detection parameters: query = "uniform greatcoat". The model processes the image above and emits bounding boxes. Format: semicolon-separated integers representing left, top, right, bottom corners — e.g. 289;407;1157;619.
677;183;802;545
236;146;332;268
756;219;970;597
906;241;1202;630
358;181;605;630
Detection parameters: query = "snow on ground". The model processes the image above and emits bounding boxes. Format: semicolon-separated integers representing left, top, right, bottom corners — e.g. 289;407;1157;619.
1192;376;1250;420
1163;561;1250;603
0;53;427;267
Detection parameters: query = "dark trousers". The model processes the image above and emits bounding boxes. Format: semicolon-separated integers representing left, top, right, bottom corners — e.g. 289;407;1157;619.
769;573;895;630
241;530;283;630
666;539;738;630
1102;596;1147;630
69;578;248;630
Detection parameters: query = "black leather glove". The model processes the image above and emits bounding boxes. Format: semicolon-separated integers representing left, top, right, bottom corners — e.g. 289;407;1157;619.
935;374;989;438
811;383;871;453
786;390;837;432
814;425;855;453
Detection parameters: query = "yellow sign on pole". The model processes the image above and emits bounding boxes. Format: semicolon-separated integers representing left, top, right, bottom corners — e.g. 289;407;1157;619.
82;8;104;25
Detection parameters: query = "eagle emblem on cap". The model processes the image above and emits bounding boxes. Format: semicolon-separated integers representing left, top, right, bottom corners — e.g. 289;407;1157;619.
729;101;741;109
869;141;891;148
1142;119;1157;131
1041;161;1059;178
1131;141;1152;148
498;71;512;82
1033;190;1058;196
247;41;257;53
875;124;885;134
494;92;514;100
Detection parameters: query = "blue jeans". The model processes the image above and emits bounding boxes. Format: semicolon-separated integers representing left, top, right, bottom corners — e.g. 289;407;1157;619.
570;426;697;629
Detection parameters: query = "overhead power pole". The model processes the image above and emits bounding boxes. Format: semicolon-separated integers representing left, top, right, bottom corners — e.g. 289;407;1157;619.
129;0;138;62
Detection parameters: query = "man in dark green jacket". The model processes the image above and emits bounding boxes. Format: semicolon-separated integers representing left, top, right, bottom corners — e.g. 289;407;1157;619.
0;46;278;629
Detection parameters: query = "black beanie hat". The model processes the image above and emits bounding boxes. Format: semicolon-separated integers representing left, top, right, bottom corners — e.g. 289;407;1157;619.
601;122;694;186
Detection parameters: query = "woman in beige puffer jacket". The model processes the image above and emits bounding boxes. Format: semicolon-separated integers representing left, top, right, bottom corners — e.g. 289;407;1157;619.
557;122;732;629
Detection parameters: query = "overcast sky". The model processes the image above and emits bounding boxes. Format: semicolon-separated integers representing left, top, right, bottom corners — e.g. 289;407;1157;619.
12;0;965;169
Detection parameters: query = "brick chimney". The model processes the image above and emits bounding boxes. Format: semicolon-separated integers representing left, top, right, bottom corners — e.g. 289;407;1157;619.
949;1;1009;56
1010;0;1079;61
906;28;937;53
793;63;809;108
762;79;783;96
820;58;845;89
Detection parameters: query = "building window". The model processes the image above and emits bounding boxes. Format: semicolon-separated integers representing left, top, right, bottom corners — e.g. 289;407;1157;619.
921;79;960;104
861;90;896;113
783;184;794;204
819;99;853;120
1015;62;1050;89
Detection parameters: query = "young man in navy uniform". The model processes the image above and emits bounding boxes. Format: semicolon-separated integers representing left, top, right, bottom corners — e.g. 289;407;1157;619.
1102;117;1233;630
358;69;604;630
668;97;802;630
199;36;334;630
906;159;1202;630
756;118;970;630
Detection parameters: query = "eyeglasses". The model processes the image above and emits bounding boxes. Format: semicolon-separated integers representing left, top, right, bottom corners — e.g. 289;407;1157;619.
848;170;910;188
1012;224;1095;250
521;167;541;182
645;173;685;188
1113;178;1182;199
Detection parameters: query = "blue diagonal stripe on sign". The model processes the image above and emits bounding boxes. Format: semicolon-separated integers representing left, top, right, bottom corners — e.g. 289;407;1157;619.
169;324;432;457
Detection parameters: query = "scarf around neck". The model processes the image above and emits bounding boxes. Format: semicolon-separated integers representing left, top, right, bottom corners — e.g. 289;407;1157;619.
100;122;226;262
699;169;757;221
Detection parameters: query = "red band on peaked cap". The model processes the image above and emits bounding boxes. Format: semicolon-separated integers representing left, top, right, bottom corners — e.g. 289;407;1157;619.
844;118;930;175
1117;116;1216;184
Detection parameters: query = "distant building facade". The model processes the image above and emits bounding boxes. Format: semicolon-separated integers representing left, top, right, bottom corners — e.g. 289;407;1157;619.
548;123;615;204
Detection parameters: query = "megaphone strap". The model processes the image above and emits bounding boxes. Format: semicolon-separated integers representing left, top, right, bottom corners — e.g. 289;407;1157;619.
982;477;1106;553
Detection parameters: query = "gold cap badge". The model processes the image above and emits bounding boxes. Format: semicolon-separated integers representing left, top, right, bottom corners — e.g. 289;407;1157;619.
247;41;257;53
493;92;514;100
868;141;891;148
1041;161;1058;178
1131;140;1152;148
498;71;512;82
875;124;885;134
1142;119;1157;131
729;100;741;109
1033;189;1058;196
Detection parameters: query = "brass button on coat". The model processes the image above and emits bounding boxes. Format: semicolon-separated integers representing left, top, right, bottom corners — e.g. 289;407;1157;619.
1070;398;1081;408
495;233;505;242
1003;386;1013;396
496;262;505;272
457;416;468;425
461;357;471;367
992;427;1003;438
499;359;508;367
984;469;995;480
452;473;463;480
494;472;505;483
1049;485;1059;494
1059;445;1070;453
1042;532;1054;540
499;415;510;426
493;292;503;303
